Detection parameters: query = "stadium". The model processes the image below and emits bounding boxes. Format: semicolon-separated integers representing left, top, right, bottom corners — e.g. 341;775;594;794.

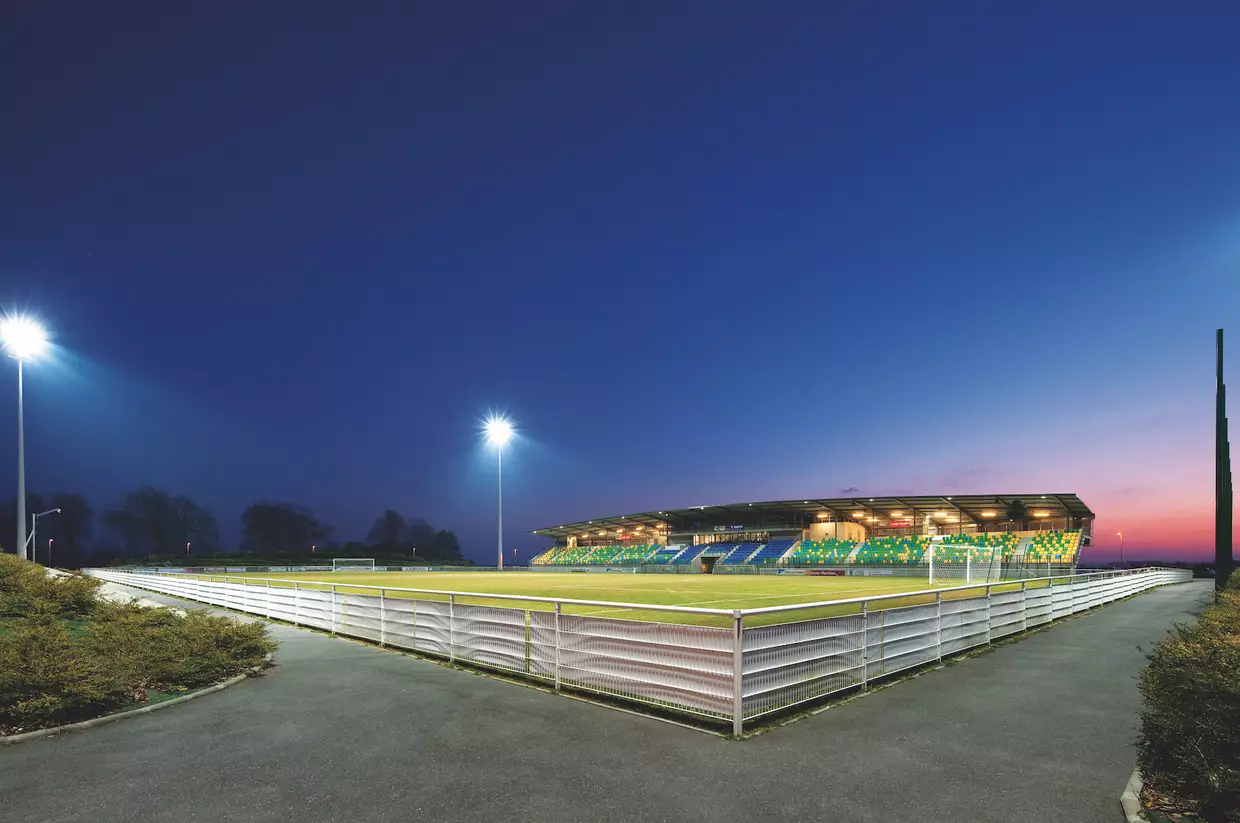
92;489;1189;736
528;492;1093;579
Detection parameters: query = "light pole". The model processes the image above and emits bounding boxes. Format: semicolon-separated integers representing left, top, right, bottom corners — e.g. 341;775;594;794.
1;315;49;561
47;538;53;566
484;415;515;570
1117;532;1124;567
186;542;191;556
28;507;60;564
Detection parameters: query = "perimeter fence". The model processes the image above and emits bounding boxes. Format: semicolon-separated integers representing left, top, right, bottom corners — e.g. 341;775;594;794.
85;566;1190;735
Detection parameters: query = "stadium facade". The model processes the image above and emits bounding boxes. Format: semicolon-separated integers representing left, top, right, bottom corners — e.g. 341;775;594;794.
529;493;1093;570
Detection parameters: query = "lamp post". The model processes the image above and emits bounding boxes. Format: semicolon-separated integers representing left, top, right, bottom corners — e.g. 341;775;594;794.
483;415;515;571
186;542;191;556
1117;532;1124;567
28;507;60;564
1;316;49;561
47;538;53;567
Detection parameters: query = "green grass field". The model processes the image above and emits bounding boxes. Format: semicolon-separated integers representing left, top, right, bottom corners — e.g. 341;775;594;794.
206;570;1047;627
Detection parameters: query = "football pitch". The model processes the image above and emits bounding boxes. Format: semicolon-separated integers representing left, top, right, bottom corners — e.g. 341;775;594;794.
220;570;1044;627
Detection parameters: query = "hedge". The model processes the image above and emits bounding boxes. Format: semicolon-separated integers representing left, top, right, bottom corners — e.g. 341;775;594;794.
0;554;276;735
1136;576;1240;822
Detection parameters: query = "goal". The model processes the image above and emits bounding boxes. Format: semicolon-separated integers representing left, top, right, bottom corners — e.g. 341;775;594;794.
925;543;1002;585
331;558;376;572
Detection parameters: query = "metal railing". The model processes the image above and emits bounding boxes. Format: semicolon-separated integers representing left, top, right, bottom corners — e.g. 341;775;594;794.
84;566;1191;735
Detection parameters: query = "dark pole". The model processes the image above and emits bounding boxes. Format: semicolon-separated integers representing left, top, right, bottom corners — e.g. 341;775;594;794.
1217;329;1234;592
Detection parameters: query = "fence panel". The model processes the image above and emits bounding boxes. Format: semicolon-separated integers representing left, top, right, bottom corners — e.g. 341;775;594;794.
296;588;333;631
557;615;734;719
529;610;557;681
740;614;864;720
940;595;989;655
452;603;529;675
989;590;1025;639
338;592;383;643
1050;583;1076;620
267;586;298;624
381;596;418;650
411;599;452;657
864;603;940;680
1024;586;1053;627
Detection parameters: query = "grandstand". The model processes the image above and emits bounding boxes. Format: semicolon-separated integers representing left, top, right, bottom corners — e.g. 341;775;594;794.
788;538;854;565
647;545;684;564
853;535;929;564
747;538;797;564
720;542;762;564
1023;530;1083;564
527;493;1093;575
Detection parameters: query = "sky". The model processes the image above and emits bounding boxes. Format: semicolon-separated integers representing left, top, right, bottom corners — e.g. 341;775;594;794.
3;1;1237;563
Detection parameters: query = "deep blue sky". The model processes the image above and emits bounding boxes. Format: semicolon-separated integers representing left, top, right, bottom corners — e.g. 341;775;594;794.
3;1;1238;561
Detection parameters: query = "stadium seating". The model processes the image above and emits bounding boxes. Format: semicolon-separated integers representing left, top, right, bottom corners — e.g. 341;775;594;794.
647;546;685;564
530;547;568;565
549;546;597;565
853;536;929;564
609;544;660;564
1023;530;1082;564
580;545;624;564
786;539;855;565
746;538;797;564
673;544;710;564
929;533;1019;563
533;530;1077;568
720;542;762;564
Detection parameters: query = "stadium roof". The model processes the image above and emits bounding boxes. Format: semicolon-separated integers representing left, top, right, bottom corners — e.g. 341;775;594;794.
531;493;1094;540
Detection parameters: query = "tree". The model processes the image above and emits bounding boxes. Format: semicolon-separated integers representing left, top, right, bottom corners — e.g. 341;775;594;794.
44;492;93;569
406;518;436;552
421;529;464;563
241;502;332;554
1004;499;1030;530
367;510;410;551
103;487;219;556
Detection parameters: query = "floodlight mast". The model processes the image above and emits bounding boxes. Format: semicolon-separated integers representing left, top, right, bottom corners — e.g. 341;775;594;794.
484;416;515;570
1;316;49;561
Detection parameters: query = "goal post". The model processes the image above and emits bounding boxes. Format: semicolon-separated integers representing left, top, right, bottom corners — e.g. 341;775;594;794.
331;558;376;571
925;543;1001;585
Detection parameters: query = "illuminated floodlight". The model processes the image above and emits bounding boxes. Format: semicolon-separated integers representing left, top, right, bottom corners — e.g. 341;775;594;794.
0;316;48;361
484;415;515;447
481;412;518;570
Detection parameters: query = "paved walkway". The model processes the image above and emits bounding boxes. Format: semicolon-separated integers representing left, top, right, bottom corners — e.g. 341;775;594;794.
0;579;1212;823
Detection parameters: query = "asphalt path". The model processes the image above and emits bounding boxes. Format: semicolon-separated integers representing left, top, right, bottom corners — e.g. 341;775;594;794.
0;579;1212;823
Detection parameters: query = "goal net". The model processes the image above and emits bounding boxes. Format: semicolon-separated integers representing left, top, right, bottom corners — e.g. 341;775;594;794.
924;543;1002;585
331;558;376;572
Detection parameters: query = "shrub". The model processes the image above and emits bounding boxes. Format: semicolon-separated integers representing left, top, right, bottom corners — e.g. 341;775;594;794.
0;554;101;618
1137;589;1240;822
0;556;275;735
0;616;131;732
82;603;275;691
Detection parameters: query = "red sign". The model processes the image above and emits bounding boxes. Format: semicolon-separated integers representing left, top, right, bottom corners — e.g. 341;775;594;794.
807;569;846;576
888;519;912;528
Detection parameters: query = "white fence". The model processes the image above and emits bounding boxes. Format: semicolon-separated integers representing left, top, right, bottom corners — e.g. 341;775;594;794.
85;567;1191;735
